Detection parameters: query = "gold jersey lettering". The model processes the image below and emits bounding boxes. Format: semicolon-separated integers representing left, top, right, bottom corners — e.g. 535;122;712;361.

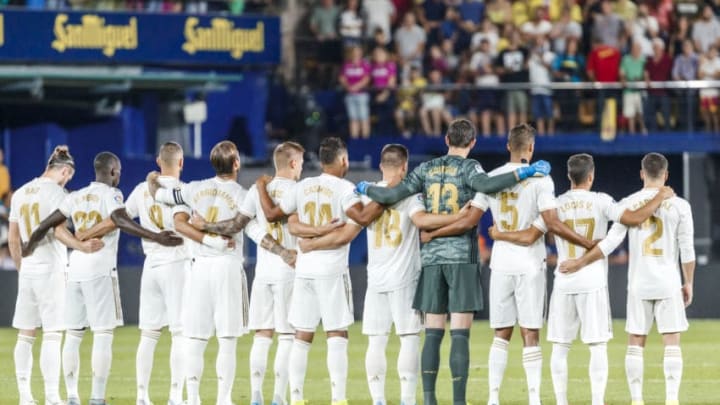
182;17;265;60
51;14;138;57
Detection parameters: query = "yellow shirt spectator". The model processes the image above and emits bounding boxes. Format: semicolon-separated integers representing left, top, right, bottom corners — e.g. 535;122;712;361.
549;0;583;22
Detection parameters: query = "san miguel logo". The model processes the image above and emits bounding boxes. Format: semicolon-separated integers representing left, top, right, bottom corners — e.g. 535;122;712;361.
182;17;264;60
51;14;138;57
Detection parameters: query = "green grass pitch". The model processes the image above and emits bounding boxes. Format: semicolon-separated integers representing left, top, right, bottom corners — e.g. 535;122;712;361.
0;320;718;404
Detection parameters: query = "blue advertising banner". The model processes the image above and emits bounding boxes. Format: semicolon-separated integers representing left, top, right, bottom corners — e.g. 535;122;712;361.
0;10;280;66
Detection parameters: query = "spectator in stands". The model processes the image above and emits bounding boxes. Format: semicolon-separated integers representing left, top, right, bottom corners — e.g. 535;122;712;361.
644;38;672;131
339;0;364;47
340;46;371;139
429;45;450;76
485;0;512;26
549;0;582;23
620;41;647;134
612;0;637;22
419;69;452;136
672;39;699;128
652;0;673;33
521;7;552;42
395;12;426;78
699;45;720;132
529;37;556;135
370;47;397;134
629;2;659;57
440;7;460;44
670;16;692;57
470;38;503;137
587;36;621;126
395;66;426;137
693;5;720;54
553;37;585;127
363;0;395;44
471;18;500;56
495;30;529;131
592;0;624;49
550;6;582;54
371;28;392;52
441;39;460;76
0;149;10;202
310;0;340;41
418;0;446;46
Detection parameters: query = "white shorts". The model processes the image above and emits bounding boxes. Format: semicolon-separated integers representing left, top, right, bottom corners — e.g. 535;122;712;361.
183;256;248;339
13;272;66;332
288;273;354;332
623;92;644;118
362;283;422;336
139;260;189;333
248;278;294;334
489;270;546;329
547;288;613;344
625;289;689;335
65;271;123;331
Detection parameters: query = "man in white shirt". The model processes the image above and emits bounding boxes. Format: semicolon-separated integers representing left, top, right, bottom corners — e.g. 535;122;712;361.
148;141;296;405
23;151;183;405
560;153;695;405
490;153;674;405
9;146;104;405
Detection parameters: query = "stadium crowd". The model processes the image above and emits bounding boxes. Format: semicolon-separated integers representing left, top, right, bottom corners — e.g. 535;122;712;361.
304;0;720;137
0;0;258;14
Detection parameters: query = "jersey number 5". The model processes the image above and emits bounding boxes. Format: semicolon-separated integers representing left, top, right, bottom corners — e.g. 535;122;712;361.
373;209;402;248
499;192;519;231
428;183;459;214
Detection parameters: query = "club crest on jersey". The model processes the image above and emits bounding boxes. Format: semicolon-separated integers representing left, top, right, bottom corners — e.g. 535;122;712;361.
114;194;123;204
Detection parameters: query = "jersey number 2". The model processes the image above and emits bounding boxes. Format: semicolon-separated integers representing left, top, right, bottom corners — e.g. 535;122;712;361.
642;216;664;256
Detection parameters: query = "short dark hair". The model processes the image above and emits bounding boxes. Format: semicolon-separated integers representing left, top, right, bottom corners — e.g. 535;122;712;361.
508;123;536;152
210;141;239;175
567;153;595;185
158;142;183;165
47;145;75;170
318;137;347;165
446;119;476;147
641;152;668;179
93;151;119;175
274;141;305;169
380;144;409;168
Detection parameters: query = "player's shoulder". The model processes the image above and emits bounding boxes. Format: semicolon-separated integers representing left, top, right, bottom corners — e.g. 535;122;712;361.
668;196;692;213
129;181;147;196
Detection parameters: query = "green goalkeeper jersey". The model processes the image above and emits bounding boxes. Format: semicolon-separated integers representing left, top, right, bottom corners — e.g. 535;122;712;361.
367;155;520;266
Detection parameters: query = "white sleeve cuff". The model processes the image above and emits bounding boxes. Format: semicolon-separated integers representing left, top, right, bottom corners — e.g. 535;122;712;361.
244;220;266;245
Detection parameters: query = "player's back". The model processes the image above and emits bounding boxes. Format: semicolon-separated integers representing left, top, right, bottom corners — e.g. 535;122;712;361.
126;177;189;266
364;182;423;292
482;163;556;273
291;173;359;278
10;177;68;271
61;182;124;280
552;189;618;292
414;155;485;265
623;189;694;299
241;177;297;283
183;177;247;261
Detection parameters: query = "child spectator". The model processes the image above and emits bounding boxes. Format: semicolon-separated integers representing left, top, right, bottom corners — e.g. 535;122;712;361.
470;38;504;136
420;70;453;136
529;38;556;135
495;30;529;131
620;41;647;134
428;45;450;76
441;39;460;75
340;46;372;138
395;66;427;137
699;46;720;132
370;47;397;132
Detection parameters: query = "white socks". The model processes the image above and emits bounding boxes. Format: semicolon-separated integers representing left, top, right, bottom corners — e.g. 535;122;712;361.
550;343;570;405
41;332;63;403
63;329;85;400
273;335;293;405
398;334;420;405
185;338;208;405
217;337;238;405
288;339;311;402
91;330;114;401
136;330;161;403
664;345;683;402
250;335;273;404
14;334;35;403
170;333;186;404
626;345;644;402
589;343;608;405
327;336;349;402
522;346;542;405
488;337;509;405
366;335;389;405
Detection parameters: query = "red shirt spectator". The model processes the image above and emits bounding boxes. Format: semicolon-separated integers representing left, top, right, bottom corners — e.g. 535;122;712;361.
587;44;621;82
644;43;672;96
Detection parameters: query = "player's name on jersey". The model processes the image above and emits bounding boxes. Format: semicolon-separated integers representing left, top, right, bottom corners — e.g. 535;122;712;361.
426;166;458;176
303;185;333;197
194;187;238;210
558;200;594;212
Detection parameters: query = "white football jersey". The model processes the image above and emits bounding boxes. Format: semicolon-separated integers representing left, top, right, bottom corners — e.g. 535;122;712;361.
598;188;695;300
281;173;361;279
534;189;625;293
363;182;424;292
175;177;247;261
473;162;557;274
239;177;297;283
9;177;68;275
125;176;190;267
59;182;125;281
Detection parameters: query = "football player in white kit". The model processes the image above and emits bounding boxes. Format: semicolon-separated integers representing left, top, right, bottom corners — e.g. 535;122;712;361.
428;124;592;405
23;151;183;405
299;144;475;405
187;141;305;405
489;153;675;405
9;146;105;405
147;141;297;405
560;153;695;405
